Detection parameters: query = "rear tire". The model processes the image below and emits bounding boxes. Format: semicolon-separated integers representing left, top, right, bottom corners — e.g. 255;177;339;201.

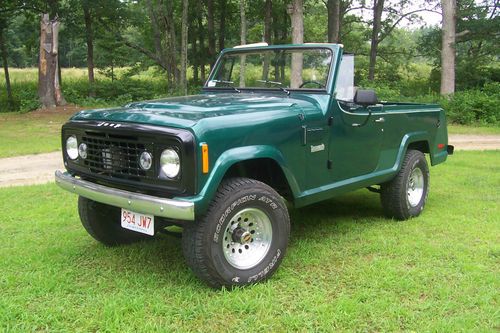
380;149;429;220
182;177;290;289
78;196;151;246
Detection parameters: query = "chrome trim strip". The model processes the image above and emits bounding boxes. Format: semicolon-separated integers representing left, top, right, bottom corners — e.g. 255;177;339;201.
55;170;195;221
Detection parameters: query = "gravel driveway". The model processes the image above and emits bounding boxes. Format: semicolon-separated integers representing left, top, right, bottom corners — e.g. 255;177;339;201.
0;134;498;188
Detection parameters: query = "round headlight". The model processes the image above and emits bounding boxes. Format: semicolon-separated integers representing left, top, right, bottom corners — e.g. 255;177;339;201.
66;136;78;160
160;149;180;178
78;143;88;159
139;151;153;170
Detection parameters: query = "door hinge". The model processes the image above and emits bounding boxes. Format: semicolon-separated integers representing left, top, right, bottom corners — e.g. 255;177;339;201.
327;160;333;169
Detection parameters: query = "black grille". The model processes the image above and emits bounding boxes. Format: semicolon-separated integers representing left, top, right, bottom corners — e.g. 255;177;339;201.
63;120;197;196
82;133;152;179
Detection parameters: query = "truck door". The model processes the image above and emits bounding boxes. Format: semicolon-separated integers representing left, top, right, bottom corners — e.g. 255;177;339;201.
328;102;384;181
327;54;384;181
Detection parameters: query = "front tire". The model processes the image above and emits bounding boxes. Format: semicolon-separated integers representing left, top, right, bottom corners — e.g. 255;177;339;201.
78;196;151;246
380;149;430;220
182;177;290;288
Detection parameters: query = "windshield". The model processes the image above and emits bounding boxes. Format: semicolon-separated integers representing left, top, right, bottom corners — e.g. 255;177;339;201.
206;48;333;91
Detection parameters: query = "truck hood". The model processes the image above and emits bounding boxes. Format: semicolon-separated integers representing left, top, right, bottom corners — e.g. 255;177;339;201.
71;93;327;129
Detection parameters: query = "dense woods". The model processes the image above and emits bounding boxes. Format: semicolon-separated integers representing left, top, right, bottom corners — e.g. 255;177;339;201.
0;0;498;123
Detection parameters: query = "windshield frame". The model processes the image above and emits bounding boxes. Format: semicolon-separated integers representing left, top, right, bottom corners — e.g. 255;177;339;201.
203;45;339;94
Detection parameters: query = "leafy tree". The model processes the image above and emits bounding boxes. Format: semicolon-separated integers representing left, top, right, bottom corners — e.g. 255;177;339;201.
419;0;499;92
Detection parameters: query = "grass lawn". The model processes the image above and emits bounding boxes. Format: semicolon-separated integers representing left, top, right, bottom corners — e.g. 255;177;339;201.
0;106;499;159
0;107;76;158
448;124;500;135
0;67;167;84
0;151;498;331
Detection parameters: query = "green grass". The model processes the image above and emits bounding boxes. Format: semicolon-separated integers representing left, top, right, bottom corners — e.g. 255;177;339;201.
0;67;168;83
0;151;498;331
0;110;73;158
448;124;500;135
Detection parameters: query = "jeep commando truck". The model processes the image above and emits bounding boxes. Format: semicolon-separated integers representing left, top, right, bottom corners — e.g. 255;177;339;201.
55;43;453;288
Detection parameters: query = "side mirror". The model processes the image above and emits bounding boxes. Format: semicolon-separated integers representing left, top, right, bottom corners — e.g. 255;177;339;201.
354;89;378;107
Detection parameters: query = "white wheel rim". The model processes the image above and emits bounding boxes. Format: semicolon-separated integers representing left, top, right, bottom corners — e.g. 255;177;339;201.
222;207;273;270
407;167;424;207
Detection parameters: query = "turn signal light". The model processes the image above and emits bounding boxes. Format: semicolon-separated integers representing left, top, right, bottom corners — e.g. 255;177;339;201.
437;143;445;149
202;143;209;174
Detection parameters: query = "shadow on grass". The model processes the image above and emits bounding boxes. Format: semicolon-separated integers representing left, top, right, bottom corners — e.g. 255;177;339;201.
70;190;384;287
78;234;214;289
289;190;385;230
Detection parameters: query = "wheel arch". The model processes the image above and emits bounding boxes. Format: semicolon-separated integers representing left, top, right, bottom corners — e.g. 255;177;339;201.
407;140;430;154
393;133;434;173
191;145;299;214
223;158;294;201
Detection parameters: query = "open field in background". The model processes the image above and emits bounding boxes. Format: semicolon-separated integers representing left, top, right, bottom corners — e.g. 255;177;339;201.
447;124;500;135
0;67;498;158
1;67;499;125
0;106;499;158
0;67;178;113
0;107;76;158
1;67;175;83
0;151;498;331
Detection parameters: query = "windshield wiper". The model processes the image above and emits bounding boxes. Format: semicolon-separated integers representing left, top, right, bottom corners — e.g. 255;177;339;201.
209;79;240;93
256;79;282;86
211;79;235;85
256;79;289;95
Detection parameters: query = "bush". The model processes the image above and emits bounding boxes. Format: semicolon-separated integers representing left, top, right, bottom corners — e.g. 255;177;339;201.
1;68;499;126
442;83;500;125
0;73;197;113
358;80;499;125
0;81;39;113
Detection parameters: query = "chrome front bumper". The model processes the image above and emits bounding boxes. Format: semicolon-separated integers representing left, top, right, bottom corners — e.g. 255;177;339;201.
54;170;195;221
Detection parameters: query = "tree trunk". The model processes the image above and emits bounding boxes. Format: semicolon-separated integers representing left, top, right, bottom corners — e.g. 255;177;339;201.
287;0;303;88
207;0;216;68
338;1;348;41
0;27;15;111
197;6;206;82
440;0;456;95
277;11;289;81
264;0;272;44
83;5;95;97
240;0;246;45
368;0;384;81
146;0;166;69
262;0;272;80
288;1;303;45
38;14;66;108
239;0;247;87
180;0;189;95
192;27;199;83
327;0;340;43
273;19;280;81
163;0;178;89
218;0;226;51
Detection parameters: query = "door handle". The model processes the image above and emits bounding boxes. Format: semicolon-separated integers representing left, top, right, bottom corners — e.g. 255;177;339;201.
374;117;385;123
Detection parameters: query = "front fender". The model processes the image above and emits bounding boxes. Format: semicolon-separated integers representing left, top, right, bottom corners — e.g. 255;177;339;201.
181;145;299;216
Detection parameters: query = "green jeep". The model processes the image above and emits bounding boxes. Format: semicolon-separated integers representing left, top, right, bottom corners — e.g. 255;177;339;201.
55;43;453;288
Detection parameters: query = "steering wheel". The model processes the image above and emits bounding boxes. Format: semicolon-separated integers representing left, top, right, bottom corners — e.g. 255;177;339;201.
299;81;325;89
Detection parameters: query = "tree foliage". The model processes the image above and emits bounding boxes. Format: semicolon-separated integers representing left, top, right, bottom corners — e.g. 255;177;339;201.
0;0;498;118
